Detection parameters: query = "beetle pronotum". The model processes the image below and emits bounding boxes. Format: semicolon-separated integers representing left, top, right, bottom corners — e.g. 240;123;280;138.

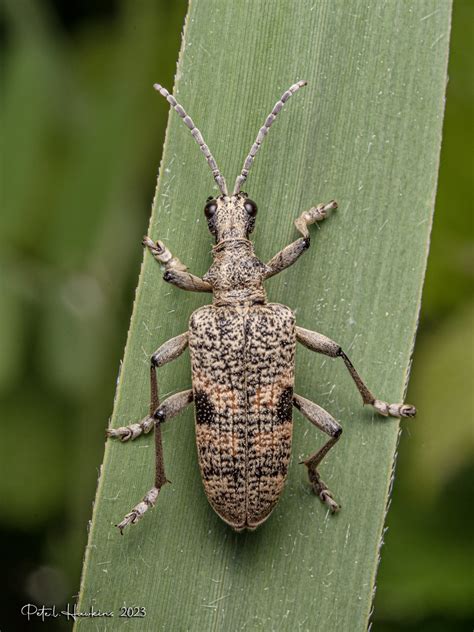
107;81;416;533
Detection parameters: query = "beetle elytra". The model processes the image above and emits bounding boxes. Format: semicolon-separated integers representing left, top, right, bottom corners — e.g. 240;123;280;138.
107;81;416;533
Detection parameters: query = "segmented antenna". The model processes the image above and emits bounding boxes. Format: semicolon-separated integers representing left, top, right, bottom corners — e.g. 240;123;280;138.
233;80;308;195
153;84;228;196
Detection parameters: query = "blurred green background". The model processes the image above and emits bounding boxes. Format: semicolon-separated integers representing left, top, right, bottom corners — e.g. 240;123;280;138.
1;1;472;631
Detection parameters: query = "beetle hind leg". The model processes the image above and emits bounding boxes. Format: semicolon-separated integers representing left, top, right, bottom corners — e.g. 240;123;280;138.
303;440;341;514
294;394;342;513
116;487;160;534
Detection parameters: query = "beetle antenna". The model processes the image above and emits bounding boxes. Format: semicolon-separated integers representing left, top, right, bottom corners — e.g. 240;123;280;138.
233;81;308;195
153;84;228;196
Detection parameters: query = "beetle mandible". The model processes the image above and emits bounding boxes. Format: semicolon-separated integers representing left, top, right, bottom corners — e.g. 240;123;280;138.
107;80;416;533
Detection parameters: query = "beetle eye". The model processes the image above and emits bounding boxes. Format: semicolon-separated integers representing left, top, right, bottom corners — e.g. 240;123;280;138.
244;199;258;217
204;200;217;218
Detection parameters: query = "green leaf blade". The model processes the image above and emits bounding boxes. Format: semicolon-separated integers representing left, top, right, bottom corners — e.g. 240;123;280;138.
75;2;451;630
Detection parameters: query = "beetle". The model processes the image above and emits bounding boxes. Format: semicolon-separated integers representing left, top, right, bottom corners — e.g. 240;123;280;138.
107;81;416;533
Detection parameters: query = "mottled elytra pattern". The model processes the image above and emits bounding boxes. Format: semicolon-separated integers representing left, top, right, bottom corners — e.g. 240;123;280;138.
107;82;416;534
189;304;295;530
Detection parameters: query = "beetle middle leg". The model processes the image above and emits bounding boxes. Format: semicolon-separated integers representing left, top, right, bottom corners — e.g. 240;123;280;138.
107;332;189;441
296;327;416;417
294;394;342;513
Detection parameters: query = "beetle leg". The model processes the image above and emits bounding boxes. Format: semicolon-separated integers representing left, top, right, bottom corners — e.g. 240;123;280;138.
162;269;213;292
108;333;189;531
294;200;338;239
296;327;416;418
107;332;189;441
105;415;155;442
116;389;194;534
143;236;212;293
294;394;342;513
264;201;337;279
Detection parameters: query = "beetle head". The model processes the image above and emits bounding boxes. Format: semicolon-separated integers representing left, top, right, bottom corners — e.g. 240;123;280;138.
204;193;258;242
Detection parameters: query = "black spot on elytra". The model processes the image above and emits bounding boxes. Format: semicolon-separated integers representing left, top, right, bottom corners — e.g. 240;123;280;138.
194;391;215;425
276;386;293;423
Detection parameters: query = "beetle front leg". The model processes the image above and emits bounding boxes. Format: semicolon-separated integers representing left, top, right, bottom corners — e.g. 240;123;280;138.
142;236;212;293
294;394;342;513
264;201;337;279
116;389;194;534
296;327;416;418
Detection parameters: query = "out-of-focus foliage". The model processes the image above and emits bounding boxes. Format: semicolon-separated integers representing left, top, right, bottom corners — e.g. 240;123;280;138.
418;0;473;318
0;0;471;631
0;1;187;629
373;2;474;630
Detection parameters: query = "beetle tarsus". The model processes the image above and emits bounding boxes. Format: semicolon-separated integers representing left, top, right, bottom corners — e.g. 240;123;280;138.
319;489;340;514
143;235;188;272
293;199;336;239
106;416;154;442
373;400;417;418
116;486;160;534
307;467;340;513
